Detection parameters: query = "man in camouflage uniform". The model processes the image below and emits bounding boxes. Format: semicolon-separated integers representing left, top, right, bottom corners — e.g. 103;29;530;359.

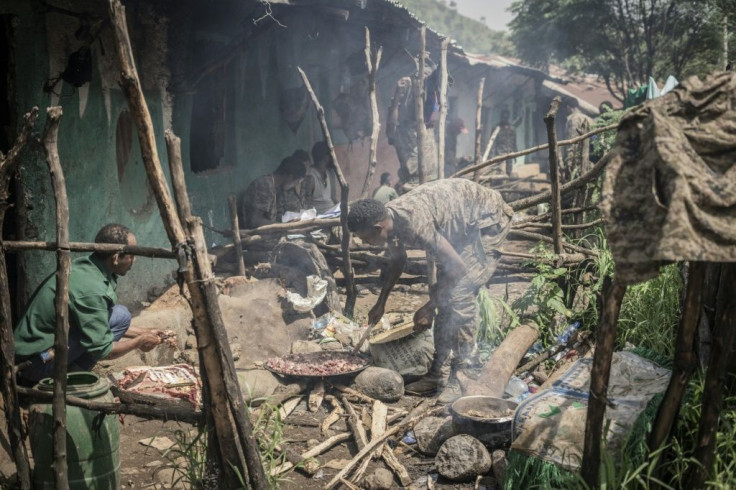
386;75;439;189
492;109;519;176
240;155;307;229
348;179;514;401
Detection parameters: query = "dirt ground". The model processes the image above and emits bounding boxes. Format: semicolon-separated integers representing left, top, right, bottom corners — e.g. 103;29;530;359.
0;240;534;490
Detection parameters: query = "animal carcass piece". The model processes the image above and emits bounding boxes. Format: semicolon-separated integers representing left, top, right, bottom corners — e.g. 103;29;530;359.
266;352;369;377
116;364;201;407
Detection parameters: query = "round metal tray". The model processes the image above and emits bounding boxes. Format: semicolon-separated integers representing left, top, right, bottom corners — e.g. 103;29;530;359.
264;351;371;379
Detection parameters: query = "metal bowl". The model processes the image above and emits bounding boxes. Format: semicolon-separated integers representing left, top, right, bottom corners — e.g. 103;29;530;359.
450;396;518;449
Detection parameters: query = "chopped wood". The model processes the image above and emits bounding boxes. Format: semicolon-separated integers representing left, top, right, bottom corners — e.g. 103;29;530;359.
458;323;539;397
341;396;368;449
323;401;443;489
370;400;388;459
340;478;361;490
321;395;344;435
329;383;377;404
271;432;351;476
382;446;412;487
308;381;325;412
279;396;303;421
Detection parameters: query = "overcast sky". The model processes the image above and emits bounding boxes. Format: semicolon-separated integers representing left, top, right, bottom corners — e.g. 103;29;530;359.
452;0;516;32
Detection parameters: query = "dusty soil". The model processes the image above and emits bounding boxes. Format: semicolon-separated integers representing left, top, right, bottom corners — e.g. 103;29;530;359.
0;239;535;490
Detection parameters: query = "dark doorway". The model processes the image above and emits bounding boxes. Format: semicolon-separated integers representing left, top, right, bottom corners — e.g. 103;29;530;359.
0;15;22;322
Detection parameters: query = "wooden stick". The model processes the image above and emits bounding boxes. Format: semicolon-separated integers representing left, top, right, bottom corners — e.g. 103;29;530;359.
271;432;352;476
544;97;563;255
342;396;368;449
508;229;598;257
472;77;486;183
508;149;615;211
227;195;246;275
481;125;501;165
581;279;628;488
453;122;617;178
166;129;267;488
0;107;38;490
321;395;344;435
371;400;388;459
519;219;605;231
513;205;599;225
330;383;377;404
515;331;591;376
360;27;382;198
19;386;203;423
298;66;357;317
437;37;450;180
309;380;326;412
687;264;736;489
3;240;175;258
649;263;705;451
109;4;260;483
414;25;427;185
324;402;443;489
239;217;340;237
42;106;71;490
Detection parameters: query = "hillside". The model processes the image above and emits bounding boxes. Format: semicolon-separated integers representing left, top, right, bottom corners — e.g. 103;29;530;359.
398;0;514;56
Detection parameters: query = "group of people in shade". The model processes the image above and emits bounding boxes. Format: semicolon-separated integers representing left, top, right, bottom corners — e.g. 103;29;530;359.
14;64;519;405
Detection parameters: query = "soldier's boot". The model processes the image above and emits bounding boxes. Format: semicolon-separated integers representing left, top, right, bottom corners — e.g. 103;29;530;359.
437;358;471;404
405;356;451;396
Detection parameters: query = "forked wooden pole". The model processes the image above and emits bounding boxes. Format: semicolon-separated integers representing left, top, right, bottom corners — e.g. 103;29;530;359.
42;106;71;490
437;37;449;179
227;195;246;275
414;25;427;185
108;3;264;487
687;264;736;489
472;77;485;183
360;27;382;198
648;263;705;451
544;97;563;255
297;66;357;316
0;107;37;490
581;279;628;488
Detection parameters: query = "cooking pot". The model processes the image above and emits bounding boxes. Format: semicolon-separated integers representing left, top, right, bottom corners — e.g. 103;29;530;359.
450;396;518;449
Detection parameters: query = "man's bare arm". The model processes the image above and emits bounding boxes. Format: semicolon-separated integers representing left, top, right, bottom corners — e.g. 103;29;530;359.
368;244;407;325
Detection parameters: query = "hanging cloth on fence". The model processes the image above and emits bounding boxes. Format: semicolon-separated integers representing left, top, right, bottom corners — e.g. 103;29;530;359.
601;72;736;285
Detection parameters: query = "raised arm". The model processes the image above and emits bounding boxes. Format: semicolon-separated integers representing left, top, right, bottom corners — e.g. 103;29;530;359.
368;242;407;325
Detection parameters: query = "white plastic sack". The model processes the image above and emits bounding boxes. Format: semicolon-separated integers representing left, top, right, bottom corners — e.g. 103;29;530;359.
285;274;328;312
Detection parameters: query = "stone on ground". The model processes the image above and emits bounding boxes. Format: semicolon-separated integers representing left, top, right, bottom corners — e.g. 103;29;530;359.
351;366;404;402
414;416;455;455
364;468;395;490
236;369;282;403
492;449;508;486
435;434;492;482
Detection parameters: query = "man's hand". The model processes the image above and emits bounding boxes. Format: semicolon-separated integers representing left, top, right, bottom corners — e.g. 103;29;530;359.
137;333;162;352
368;302;386;327
413;301;436;332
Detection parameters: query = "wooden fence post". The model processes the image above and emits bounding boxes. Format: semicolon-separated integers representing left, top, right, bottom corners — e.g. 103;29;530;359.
472;77;485;183
360;27;382;199
297;67;357;317
437;37;449;180
544;97;563;255
42;106;72;490
0;107;37;490
413;25;427;185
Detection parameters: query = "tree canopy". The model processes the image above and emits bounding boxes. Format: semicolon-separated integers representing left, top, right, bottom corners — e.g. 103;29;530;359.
509;0;734;101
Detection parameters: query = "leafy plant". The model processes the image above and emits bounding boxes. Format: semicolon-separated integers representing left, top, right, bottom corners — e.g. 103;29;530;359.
149;427;219;490
476;286;519;361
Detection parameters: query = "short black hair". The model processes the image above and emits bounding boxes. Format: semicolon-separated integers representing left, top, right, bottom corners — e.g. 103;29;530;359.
94;223;132;259
311;141;330;165
292;149;310;165
275;156;307;179
347;199;387;232
380;172;391;185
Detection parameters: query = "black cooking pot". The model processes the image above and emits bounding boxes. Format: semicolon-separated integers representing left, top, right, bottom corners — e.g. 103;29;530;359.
450;396;518;449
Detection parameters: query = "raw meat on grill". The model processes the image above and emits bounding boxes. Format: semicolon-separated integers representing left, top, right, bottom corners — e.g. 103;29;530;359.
116;364;201;407
266;352;369;377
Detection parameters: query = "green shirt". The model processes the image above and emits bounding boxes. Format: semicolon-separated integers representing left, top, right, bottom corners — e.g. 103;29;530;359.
14;255;118;360
372;185;399;205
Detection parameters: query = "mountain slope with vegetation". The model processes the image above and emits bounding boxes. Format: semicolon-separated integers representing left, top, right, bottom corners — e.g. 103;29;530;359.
398;0;515;56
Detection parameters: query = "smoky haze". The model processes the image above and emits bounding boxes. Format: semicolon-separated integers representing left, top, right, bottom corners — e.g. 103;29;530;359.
452;0;515;32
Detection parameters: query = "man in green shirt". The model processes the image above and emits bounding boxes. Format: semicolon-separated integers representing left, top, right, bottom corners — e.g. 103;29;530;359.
372;173;399;204
15;224;163;385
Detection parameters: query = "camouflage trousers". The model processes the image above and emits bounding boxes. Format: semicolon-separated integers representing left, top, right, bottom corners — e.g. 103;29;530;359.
433;230;500;368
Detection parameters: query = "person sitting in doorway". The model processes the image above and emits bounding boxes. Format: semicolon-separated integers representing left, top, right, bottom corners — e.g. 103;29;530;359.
301;141;338;215
241;155;308;229
372;172;399;205
14;224;164;385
